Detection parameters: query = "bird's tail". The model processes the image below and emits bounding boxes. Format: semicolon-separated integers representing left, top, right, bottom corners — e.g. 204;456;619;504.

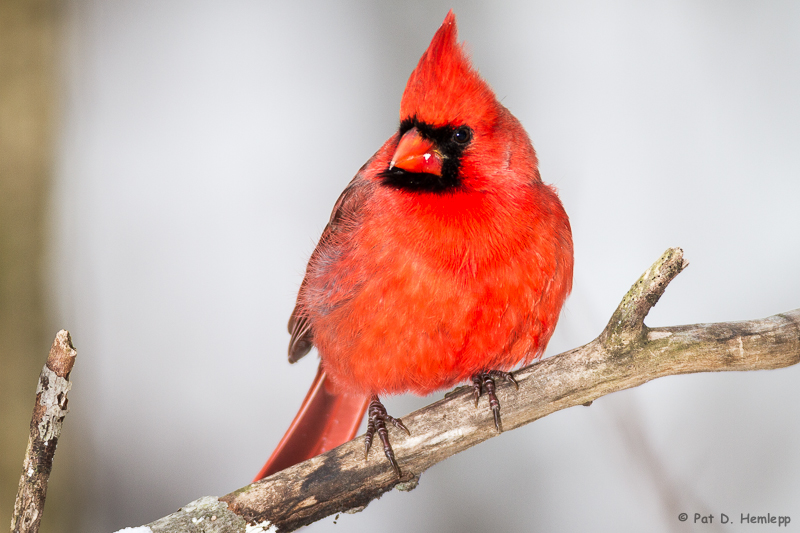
253;364;369;482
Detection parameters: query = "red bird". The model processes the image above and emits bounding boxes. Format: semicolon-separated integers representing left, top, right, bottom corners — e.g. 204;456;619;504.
255;10;573;481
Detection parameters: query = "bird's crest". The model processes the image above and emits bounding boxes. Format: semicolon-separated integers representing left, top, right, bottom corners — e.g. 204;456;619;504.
399;11;498;128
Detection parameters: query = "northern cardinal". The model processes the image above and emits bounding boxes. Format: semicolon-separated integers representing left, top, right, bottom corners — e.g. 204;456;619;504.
255;10;573;482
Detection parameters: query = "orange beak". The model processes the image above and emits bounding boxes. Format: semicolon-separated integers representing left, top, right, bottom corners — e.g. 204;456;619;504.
389;127;443;176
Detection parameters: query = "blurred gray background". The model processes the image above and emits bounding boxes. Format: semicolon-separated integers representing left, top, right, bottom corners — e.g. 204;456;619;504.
2;1;799;531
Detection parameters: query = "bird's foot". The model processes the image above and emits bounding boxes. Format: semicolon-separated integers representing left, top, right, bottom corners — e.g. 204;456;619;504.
365;395;410;477
471;370;518;432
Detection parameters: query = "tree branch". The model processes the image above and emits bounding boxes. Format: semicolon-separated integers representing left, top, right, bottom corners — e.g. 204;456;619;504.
11;330;77;533
130;248;800;533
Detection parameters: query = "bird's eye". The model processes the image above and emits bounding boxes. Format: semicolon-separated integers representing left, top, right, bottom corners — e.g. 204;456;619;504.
452;127;472;144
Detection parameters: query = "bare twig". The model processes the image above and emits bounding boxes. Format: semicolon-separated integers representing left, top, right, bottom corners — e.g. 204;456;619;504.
129;248;799;533
11;330;77;533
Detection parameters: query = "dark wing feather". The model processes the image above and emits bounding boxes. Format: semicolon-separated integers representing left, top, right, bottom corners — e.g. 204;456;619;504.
287;311;313;362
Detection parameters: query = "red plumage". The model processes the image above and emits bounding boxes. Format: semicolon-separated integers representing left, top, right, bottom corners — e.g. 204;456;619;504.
255;10;573;482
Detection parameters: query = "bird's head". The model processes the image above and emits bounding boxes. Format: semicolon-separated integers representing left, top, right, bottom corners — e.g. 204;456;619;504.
382;10;538;195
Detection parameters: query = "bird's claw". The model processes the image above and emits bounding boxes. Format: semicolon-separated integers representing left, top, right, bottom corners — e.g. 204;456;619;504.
365;395;408;478
471;370;516;432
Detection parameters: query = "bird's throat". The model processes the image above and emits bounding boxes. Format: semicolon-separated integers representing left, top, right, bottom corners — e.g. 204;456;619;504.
380;167;461;193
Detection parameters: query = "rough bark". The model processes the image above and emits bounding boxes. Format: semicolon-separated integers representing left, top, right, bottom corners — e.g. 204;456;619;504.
11;331;77;533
